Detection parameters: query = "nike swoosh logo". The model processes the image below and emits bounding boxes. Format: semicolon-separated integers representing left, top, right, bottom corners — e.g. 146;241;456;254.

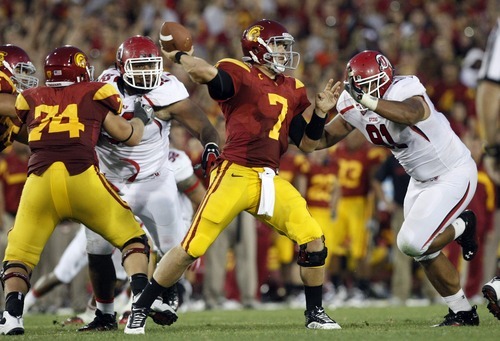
231;173;243;177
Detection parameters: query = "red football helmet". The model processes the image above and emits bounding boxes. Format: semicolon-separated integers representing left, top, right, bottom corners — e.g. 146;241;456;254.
0;44;38;92
241;19;299;74
45;46;94;87
347;50;394;98
116;36;163;90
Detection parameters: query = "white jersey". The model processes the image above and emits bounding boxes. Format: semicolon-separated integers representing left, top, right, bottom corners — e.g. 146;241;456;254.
336;75;471;181
169;147;195;231
478;17;500;84
96;68;189;181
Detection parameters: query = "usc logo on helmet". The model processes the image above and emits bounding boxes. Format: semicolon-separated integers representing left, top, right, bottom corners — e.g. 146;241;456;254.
246;25;264;42
74;52;87;68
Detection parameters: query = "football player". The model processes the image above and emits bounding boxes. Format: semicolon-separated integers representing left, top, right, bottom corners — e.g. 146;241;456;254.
79;35;220;331
0;44;39;151
0;45;151;335
319;50;479;326
125;19;342;334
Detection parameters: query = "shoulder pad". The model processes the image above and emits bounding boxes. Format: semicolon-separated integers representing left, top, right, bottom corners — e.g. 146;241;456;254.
215;58;251;72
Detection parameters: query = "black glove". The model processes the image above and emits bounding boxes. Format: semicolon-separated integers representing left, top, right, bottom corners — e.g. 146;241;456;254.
201;142;220;178
134;97;154;125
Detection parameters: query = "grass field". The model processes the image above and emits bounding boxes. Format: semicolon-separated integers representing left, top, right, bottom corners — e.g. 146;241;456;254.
17;304;500;340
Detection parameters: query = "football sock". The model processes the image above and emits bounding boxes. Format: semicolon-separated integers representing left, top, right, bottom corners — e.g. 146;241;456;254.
452;219;466;240
304;285;323;311
443;289;472;313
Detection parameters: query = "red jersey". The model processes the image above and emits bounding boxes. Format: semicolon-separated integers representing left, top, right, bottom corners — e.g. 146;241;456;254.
302;156;337;208
0;150;27;215
15;82;123;176
331;142;386;197
215;58;310;170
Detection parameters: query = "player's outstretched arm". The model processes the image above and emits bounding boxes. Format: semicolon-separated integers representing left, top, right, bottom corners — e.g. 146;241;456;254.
162;47;218;84
103;114;145;146
299;80;342;152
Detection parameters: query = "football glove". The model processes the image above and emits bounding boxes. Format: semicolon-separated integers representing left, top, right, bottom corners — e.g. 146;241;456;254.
344;75;379;111
201;142;220;178
134;97;154;125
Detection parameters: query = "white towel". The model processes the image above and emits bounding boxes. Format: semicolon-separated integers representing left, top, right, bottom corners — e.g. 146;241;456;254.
257;167;276;217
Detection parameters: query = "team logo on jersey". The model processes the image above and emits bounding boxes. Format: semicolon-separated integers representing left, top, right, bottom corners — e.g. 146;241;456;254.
74;52;87;68
246;25;264;42
376;54;391;72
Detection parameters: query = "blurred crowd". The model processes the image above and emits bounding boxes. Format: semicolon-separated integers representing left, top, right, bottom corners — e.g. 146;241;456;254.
0;0;499;313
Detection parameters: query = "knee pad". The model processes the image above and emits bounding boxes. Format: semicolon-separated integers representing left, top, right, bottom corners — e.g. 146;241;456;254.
1;262;31;290
396;232;425;258
297;243;328;268
121;234;150;265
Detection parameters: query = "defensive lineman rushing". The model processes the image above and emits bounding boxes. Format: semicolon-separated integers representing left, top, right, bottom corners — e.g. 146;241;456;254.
125;19;343;334
319;50;479;326
80;35;219;331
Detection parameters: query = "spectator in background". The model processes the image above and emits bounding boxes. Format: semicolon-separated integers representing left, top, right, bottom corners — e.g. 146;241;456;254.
445;134;496;301
476;16;500;321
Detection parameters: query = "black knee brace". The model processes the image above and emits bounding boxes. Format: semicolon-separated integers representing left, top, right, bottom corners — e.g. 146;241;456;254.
1;262;31;290
121;234;150;265
297;244;328;267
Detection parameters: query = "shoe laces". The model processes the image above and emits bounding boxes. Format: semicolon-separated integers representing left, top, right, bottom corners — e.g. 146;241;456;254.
129;308;147;328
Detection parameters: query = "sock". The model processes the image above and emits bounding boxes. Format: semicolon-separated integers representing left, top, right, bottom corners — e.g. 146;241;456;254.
443;289;472;313
452;219;466;240
304;285;323;311
130;273;148;296
95;299;114;315
6;292;25;317
136;278;166;309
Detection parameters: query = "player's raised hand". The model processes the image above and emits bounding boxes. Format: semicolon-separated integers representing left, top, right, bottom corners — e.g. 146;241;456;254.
315;79;342;115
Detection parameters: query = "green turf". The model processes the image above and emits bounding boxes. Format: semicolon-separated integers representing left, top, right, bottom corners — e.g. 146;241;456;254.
16;304;500;340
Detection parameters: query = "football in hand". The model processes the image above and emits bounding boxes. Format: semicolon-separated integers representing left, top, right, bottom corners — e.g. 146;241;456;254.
159;21;193;52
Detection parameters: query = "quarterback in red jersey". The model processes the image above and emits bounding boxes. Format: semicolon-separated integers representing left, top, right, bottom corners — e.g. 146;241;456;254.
0;46;152;335
126;19;342;334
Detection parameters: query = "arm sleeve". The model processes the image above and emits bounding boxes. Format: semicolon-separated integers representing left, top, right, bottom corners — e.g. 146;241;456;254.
206;69;235;101
288;114;307;146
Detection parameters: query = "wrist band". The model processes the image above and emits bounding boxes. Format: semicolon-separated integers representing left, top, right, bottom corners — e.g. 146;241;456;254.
305;112;327;141
360;94;379;111
174;51;188;64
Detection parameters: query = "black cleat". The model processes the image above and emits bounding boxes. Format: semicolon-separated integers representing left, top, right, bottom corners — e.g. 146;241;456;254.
77;309;117;332
482;276;500;320
161;284;179;312
433;305;479;327
304;306;341;329
455;210;478;261
149;297;178;326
